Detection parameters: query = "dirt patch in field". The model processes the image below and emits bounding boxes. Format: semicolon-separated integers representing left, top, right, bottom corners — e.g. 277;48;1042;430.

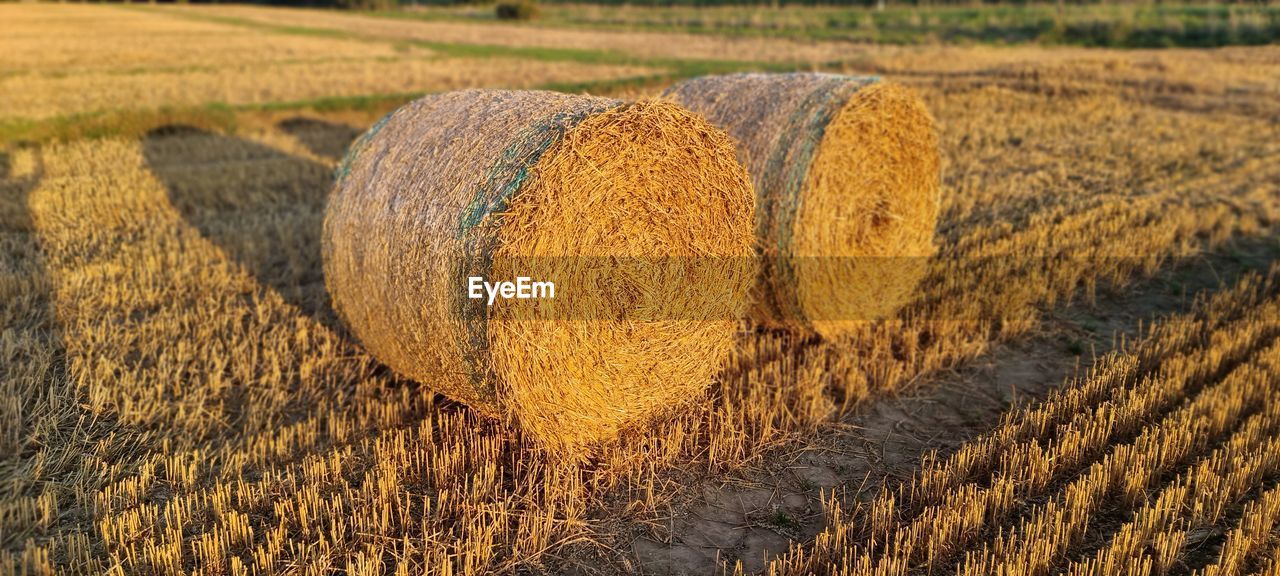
618;334;1086;575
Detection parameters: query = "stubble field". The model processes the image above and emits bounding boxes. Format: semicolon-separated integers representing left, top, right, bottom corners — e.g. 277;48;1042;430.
2;4;1279;575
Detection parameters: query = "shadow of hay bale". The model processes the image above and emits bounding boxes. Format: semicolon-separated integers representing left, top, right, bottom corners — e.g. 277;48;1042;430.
2;147;166;555
0;149;51;357
1;148;54;458
276;117;363;163
141;125;344;334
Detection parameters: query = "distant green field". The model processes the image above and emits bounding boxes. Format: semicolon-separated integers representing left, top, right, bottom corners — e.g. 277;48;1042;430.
394;3;1280;48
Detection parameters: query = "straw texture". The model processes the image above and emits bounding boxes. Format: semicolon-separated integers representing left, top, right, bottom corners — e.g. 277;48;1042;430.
664;73;941;339
323;90;755;456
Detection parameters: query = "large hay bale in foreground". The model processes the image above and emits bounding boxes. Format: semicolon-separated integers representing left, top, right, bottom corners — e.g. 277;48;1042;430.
664;73;941;339
324;90;756;456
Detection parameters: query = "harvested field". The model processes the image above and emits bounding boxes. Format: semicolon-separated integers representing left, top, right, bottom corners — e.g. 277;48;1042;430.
0;5;657;121
0;6;411;74
1;4;1279;576
159;4;865;65
0;56;654;121
764;272;1280;575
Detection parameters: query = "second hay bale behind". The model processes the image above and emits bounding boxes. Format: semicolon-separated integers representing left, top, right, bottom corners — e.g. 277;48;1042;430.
665;73;942;339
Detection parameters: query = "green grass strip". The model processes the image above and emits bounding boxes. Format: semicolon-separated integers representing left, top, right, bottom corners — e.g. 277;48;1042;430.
128;5;777;77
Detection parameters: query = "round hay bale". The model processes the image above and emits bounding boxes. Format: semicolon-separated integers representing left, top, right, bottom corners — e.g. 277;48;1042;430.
663;73;941;339
323;90;756;456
